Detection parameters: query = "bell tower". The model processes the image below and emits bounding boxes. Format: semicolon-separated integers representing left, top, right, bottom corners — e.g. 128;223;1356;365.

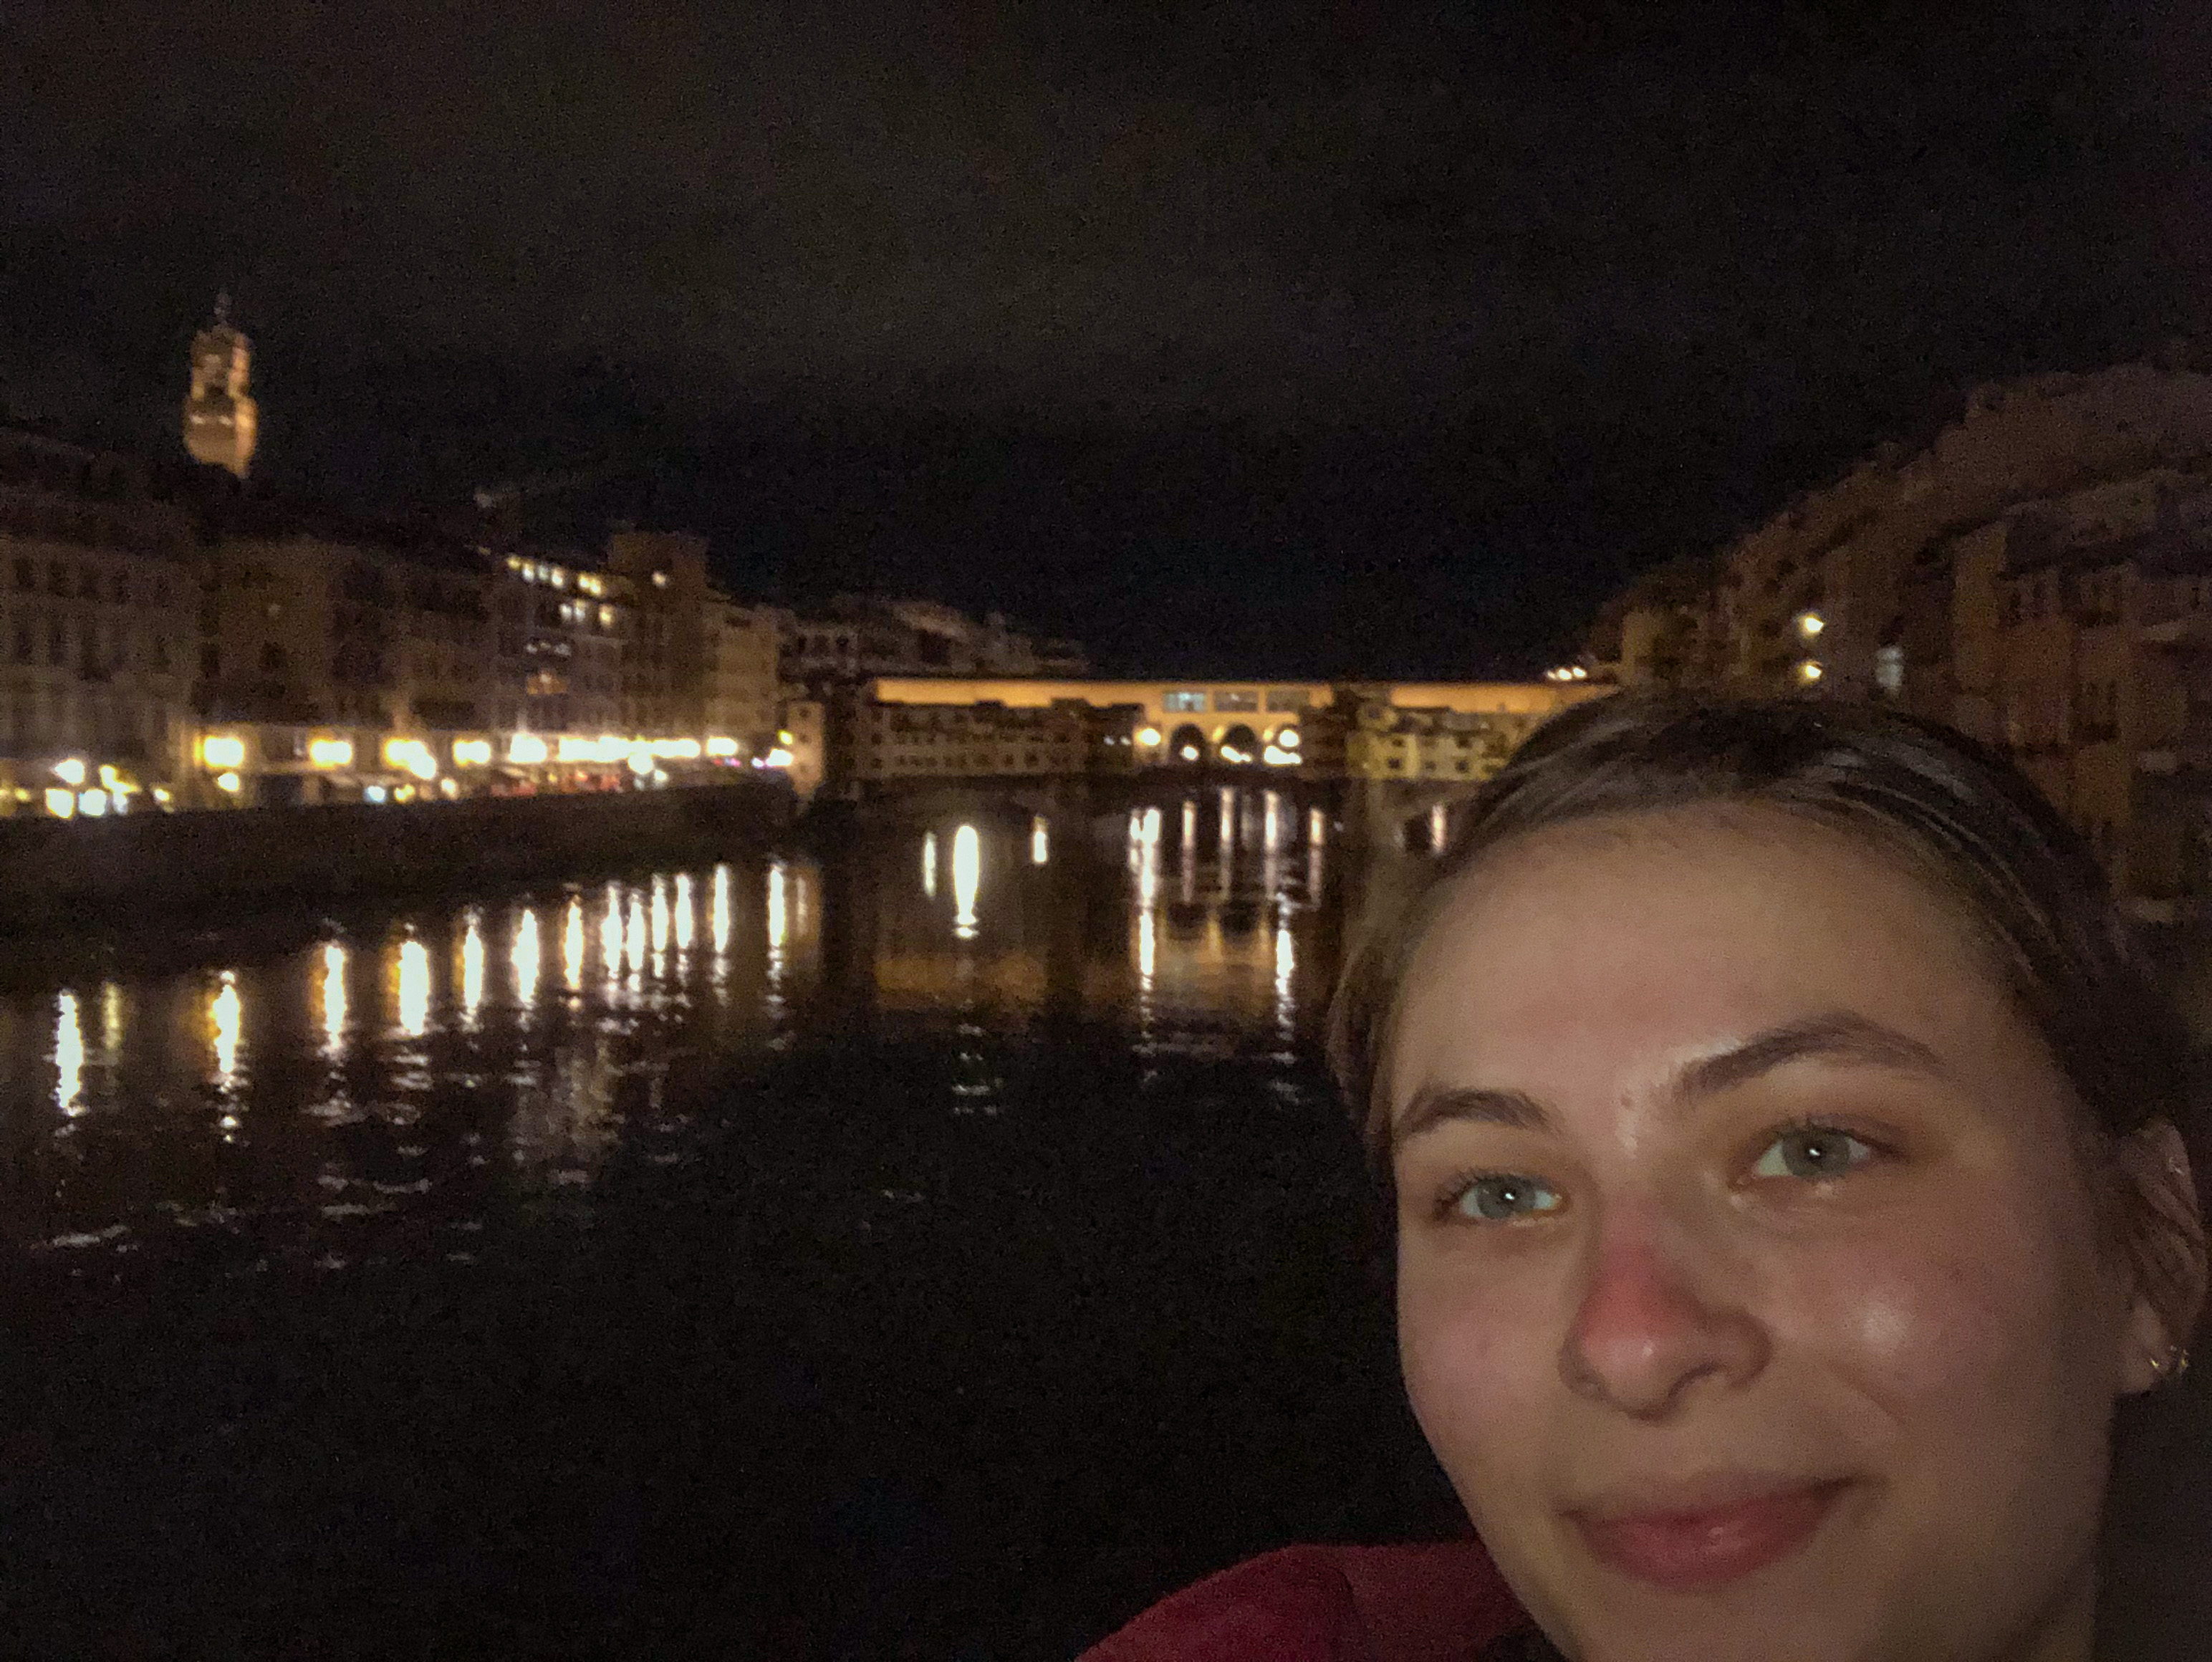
183;292;259;479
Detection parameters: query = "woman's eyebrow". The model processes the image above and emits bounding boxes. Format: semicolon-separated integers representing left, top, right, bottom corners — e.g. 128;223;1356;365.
1392;1084;1552;1148
1389;1013;1946;1152
1670;1012;1948;1105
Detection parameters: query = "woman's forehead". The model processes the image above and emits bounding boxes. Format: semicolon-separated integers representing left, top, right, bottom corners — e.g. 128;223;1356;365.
1383;806;2012;1104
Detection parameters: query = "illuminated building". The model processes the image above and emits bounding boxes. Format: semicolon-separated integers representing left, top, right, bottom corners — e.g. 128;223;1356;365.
782;595;1088;686
181;293;259;480
0;428;198;808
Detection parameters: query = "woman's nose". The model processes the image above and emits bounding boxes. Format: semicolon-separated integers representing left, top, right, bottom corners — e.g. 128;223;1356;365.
1559;1225;1770;1419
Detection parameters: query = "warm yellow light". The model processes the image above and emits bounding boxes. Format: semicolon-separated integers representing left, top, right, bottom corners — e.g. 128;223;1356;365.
53;756;87;787
77;789;109;817
951;824;981;939
1276;728;1300;748
557;736;597;764
509;732;549;765
764;746;794;769
309;736;355;769
648;737;702;760
1136;726;1163;746
200;734;246;771
151;787;173;807
44;787;75;818
706;735;739;757
627;751;654;776
1797;659;1824;685
451;738;493;767
216;772;242;794
776;729;794;746
97;764;120;787
1797;611;1826;639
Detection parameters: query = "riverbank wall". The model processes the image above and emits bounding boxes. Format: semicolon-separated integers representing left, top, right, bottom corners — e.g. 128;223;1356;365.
0;781;794;933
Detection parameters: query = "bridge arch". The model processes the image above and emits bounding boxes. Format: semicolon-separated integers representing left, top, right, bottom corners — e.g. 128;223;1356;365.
1217;724;1261;764
1168;724;1208;764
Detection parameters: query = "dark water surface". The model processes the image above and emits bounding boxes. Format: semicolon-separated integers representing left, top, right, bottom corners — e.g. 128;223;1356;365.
3;789;1464;1658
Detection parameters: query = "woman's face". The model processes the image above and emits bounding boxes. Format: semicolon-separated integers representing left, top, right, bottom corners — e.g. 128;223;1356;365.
1384;807;2165;1662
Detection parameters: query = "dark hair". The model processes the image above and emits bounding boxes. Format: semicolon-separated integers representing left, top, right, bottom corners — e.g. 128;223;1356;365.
1328;695;2203;1304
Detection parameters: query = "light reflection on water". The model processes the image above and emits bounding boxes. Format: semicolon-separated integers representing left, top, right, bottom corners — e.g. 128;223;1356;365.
6;801;1344;1265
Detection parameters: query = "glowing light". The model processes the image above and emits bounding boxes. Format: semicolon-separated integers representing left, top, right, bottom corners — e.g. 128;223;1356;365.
952;824;981;939
602;885;622;978
200;734;246;771
383;736;437;779
100;981;122;1057
1275;916;1296;1004
309;737;355;768
1178;745;1199;762
1797;659;1824;686
512;910;541;1011
763;746;794;769
1220;787;1235;852
675;873;696;951
1430;802;1450;853
711;864;733;957
628;751;654;777
211;971;241;1092
923;831;939;898
767;860;789;953
1797;610;1826;639
54;991;85;1116
649;737;703;760
52;756;87;787
42;787;74;819
1136;907;1157;986
215;772;242;795
396;938;431;1037
77;789;108;817
650;876;670;955
1136;726;1162;746
625;893;646;974
460;912;485;1027
509;733;550;765
362;784;387;804
1276;727;1300;749
1031;815;1049;865
320;942;347;1057
452;738;494;767
562;897;585;993
1309;806;1326;843
706;735;739;757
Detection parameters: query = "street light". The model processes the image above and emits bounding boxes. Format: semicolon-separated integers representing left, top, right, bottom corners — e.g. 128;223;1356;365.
1797;610;1826;640
1797;659;1824;686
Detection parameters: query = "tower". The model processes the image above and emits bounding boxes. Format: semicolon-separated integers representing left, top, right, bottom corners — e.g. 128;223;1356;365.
183;292;259;479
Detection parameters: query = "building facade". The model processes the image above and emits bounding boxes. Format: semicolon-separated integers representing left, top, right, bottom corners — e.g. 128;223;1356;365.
0;429;198;803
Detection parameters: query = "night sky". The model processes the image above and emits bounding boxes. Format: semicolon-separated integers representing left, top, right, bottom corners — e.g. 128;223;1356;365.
1;0;2206;676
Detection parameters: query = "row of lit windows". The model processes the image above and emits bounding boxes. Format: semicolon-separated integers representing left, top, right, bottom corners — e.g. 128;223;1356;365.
1160;688;1315;714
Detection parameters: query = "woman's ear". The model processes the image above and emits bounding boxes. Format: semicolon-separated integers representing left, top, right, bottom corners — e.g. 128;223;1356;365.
2113;1119;2206;1396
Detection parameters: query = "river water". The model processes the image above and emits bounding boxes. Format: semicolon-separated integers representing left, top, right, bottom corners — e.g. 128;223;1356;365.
1;788;1462;1659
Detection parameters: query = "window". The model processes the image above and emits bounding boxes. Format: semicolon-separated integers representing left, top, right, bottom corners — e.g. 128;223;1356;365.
1266;688;1312;712
1212;689;1259;712
1874;645;1905;697
1162;690;1206;712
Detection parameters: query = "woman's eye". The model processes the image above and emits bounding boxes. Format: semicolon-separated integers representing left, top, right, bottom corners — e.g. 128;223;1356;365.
1450;1175;1564;1223
1751;1125;1877;1183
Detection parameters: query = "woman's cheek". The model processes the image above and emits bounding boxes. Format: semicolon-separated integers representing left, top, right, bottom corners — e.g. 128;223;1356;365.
1398;1250;1549;1482
1781;1211;2061;1426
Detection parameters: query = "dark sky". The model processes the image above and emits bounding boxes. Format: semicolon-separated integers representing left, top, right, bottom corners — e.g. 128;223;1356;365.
1;0;2206;676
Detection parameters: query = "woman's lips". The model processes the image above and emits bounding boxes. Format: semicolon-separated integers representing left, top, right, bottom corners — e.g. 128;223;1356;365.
1569;1477;1851;1592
